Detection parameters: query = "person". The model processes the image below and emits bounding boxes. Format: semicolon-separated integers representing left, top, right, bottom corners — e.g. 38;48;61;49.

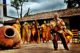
30;20;39;43
12;19;23;44
41;21;47;43
50;19;58;50
12;19;21;34
50;13;69;50
37;22;41;43
46;24;52;42
22;22;30;44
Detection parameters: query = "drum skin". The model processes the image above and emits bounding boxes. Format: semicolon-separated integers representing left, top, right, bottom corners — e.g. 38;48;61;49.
0;26;21;49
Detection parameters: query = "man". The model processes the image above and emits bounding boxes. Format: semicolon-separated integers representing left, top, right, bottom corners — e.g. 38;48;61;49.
30;21;39;43
22;22;30;44
12;19;21;34
41;21;47;43
50;13;69;50
12;19;23;44
46;24;52;42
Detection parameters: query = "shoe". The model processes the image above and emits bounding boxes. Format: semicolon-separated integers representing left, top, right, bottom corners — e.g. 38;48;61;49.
65;48;69;50
54;48;58;50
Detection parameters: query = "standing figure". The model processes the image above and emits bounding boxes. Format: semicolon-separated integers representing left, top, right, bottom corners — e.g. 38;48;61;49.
41;21;47;43
30;20;38;43
12;19;21;34
46;24;52;42
22;22;30;44
50;19;58;50
12;19;22;45
50;13;69;50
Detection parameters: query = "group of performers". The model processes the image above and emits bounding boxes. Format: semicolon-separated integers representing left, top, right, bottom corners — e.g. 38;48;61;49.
12;13;73;50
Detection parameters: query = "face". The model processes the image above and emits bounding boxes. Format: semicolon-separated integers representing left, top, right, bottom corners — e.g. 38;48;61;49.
54;13;59;19
33;21;35;24
16;20;20;24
